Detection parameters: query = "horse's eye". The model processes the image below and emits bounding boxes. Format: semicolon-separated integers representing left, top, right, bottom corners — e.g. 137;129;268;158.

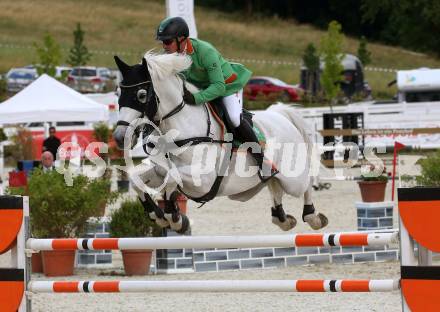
116;87;121;97
137;89;148;104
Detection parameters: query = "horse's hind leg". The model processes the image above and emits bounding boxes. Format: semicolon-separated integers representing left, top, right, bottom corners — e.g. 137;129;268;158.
303;182;328;230
268;179;297;231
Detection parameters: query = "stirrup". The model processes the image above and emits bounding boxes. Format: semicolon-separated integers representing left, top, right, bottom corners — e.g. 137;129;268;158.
258;160;280;183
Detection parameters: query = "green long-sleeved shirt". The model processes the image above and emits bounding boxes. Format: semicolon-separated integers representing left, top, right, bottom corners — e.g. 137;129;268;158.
182;38;252;105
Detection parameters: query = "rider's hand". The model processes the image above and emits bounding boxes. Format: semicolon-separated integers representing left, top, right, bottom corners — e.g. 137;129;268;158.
183;87;196;105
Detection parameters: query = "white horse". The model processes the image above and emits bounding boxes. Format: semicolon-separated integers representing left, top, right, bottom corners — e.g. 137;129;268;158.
112;52;328;234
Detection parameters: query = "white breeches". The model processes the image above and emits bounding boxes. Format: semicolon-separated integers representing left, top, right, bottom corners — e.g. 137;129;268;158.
222;89;243;128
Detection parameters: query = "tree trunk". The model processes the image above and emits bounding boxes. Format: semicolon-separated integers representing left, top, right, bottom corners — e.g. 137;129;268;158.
245;0;253;16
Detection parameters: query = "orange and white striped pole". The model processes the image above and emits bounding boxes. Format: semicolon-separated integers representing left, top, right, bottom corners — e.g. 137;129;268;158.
28;279;399;293
26;232;398;251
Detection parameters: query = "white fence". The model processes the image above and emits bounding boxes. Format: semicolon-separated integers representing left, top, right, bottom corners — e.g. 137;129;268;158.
298;101;440;149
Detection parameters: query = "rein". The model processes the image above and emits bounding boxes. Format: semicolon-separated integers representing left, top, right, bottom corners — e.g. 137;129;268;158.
117;76;233;205
117;78;230;146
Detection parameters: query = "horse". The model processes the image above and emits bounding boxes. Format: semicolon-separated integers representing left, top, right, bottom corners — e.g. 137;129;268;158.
112;52;328;234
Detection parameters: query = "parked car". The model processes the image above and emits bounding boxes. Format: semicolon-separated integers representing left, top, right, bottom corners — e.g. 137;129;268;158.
6;68;38;93
244;76;300;102
55;66;72;80
67;66;117;93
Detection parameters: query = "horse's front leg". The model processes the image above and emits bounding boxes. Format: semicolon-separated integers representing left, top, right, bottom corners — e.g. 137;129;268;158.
163;186;191;234
135;187;170;229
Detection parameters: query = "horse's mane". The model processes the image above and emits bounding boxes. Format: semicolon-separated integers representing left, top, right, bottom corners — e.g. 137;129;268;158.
144;51;192;81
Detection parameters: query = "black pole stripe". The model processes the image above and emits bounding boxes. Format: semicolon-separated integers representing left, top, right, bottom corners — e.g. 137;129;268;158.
0;268;24;281
329;280;337;292
83;281;90;293
398;187;440;201
401;266;440;280
82;239;89;250
328;234;336;246
0;196;23;209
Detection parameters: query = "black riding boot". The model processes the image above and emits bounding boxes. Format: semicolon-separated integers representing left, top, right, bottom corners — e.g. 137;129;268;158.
234;116;279;182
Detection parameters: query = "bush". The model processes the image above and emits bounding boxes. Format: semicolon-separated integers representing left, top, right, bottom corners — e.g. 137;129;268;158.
93;122;111;143
109;199;161;238
417;150;440;186
9;168;118;238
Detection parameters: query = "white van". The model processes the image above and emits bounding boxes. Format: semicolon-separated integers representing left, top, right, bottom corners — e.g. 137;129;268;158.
396;68;440;102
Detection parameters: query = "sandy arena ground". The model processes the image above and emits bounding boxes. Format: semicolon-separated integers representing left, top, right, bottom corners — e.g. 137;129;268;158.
1;173;403;311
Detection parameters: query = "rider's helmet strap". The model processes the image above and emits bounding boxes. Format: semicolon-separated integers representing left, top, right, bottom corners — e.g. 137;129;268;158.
176;37;187;53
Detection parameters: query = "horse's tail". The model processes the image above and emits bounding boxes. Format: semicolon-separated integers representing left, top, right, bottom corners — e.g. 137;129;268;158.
268;103;332;187
267;103;319;183
267;103;314;148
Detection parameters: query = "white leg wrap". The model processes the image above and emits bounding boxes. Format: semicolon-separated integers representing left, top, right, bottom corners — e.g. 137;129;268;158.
164;213;183;231
149;212;169;228
155;217;170;228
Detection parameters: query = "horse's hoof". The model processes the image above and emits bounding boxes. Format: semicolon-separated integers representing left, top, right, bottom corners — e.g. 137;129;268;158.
304;213;328;230
272;214;297;231
175;214;191;235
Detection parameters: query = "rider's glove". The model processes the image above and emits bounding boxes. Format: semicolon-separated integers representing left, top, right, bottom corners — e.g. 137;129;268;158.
183;87;196;105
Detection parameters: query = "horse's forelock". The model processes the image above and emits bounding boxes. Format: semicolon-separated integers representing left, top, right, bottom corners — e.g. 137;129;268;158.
144;51;192;81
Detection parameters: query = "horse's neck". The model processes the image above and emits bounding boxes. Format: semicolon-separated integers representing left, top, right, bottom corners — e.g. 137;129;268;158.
155;77;219;139
154;76;182;114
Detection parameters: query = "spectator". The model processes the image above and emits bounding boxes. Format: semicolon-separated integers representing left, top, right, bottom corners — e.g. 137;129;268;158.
42;126;61;159
41;151;55;172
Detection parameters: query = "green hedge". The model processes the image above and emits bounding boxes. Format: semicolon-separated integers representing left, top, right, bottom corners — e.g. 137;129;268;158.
109;199;161;238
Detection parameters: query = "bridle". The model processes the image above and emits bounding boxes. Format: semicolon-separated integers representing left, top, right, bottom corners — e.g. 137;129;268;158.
114;69;233;205
115;69;232;149
115;80;154;127
116;79;187;128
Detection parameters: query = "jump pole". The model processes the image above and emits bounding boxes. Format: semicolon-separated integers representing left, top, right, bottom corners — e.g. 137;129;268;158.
4;191;440;311
26;232;398;251
28;279;399;293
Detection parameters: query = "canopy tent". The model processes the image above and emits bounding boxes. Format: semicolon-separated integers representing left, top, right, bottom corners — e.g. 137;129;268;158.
0;74;109;124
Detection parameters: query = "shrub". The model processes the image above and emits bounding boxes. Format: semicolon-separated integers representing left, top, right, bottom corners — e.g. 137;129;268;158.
417;150;440;186
9;168;118;238
109;199;161;238
93;122;111;144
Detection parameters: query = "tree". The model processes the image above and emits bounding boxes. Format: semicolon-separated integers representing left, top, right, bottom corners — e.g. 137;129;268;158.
357;36;372;66
320;20;345;108
67;23;92;66
361;0;440;56
303;43;320;72
302;43;320;97
34;33;62;77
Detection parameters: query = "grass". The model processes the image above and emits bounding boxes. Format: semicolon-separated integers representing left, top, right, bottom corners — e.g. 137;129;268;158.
1;0;440;99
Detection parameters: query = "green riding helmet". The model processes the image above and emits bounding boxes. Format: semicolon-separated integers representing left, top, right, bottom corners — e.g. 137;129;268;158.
156;17;189;41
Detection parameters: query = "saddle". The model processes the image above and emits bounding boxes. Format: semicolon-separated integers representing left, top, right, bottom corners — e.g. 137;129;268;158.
207;98;265;148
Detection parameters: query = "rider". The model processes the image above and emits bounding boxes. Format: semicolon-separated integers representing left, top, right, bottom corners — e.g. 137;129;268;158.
156;16;278;182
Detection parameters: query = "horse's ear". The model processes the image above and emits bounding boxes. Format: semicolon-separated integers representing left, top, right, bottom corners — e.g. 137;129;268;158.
114;55;130;73
141;57;147;68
